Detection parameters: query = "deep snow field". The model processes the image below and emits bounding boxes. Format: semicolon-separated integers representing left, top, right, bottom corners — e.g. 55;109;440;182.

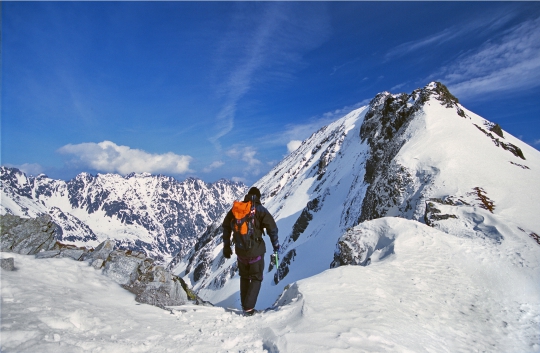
2;217;539;353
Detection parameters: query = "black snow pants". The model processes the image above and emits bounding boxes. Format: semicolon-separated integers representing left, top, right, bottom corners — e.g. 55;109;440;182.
238;256;264;311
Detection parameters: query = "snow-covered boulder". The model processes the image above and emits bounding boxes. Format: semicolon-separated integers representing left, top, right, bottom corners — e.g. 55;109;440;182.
331;219;397;268
130;265;189;308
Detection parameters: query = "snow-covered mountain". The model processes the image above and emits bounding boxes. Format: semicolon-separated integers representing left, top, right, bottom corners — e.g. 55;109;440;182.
0;169;247;262
172;82;540;310
2;82;539;352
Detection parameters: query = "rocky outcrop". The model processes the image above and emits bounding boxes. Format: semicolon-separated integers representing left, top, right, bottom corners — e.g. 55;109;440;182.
0;214;207;309
474;123;525;160
330;227;373;268
0;214;58;255
359;82;465;223
330;224;396;268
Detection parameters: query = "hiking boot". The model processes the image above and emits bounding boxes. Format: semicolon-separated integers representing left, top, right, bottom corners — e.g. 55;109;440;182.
243;309;258;316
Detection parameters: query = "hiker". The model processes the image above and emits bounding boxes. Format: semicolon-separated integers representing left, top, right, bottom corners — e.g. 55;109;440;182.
222;186;279;316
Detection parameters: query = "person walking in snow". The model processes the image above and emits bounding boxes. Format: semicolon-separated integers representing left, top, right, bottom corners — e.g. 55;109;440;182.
222;187;279;316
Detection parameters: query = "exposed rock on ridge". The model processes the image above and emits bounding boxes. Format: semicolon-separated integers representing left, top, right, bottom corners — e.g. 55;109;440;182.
359;82;463;223
1;214;206;309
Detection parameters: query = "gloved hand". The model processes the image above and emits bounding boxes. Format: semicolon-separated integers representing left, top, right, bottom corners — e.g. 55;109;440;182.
223;245;232;259
273;244;281;254
270;252;279;266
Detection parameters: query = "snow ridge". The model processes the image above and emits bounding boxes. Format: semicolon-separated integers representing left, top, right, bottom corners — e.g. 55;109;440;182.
172;82;540;312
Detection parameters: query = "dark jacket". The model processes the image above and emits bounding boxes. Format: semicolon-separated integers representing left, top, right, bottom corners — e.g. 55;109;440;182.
222;195;279;258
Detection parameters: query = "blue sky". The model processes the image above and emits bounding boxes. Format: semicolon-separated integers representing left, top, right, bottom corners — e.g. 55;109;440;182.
2;2;540;185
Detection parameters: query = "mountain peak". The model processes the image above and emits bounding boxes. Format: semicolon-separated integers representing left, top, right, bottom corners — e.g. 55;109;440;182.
174;82;540;310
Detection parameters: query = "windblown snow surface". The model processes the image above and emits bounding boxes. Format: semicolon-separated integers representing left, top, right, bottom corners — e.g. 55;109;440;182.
2;217;539;352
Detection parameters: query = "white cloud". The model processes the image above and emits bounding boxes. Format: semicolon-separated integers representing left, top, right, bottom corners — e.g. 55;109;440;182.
390;83;407;92
202;161;225;173
226;146;262;176
58;141;192;175
6;163;44;176
287;140;302;153
231;176;247;183
437;16;540;98
533;139;540;145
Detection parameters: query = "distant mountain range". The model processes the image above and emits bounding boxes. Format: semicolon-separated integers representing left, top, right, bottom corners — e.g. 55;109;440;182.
169;82;540;309
0;169;247;262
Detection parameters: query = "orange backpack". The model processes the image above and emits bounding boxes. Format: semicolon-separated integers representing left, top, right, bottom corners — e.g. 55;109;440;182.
231;196;256;250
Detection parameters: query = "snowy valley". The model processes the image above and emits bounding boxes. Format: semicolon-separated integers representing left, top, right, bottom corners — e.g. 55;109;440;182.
1;82;540;352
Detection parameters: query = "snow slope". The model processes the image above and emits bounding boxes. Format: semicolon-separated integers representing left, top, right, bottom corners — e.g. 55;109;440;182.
2;217;539;352
173;82;540;313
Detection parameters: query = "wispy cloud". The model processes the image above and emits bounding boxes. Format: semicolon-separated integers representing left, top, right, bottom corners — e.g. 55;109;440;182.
259;99;370;151
438;16;540;98
330;57;361;76
209;3;330;147
226;146;262;176
533;139;540;146
202;161;225;173
58;141;192;175
385;11;516;61
5;163;45;176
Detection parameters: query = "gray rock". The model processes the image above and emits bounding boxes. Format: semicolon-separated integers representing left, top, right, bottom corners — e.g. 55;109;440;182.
83;239;115;263
35;250;61;259
102;251;144;285
91;258;104;269
330;227;375;268
330;225;396;268
0;215;199;310
0;214;57;255
134;278;188;307
59;249;85;261
121;260;196;307
1;257;15;271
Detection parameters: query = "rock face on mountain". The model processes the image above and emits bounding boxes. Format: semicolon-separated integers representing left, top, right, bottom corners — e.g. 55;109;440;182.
0;214;205;309
0;214;58;255
0;170;247;262
170;82;540;310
